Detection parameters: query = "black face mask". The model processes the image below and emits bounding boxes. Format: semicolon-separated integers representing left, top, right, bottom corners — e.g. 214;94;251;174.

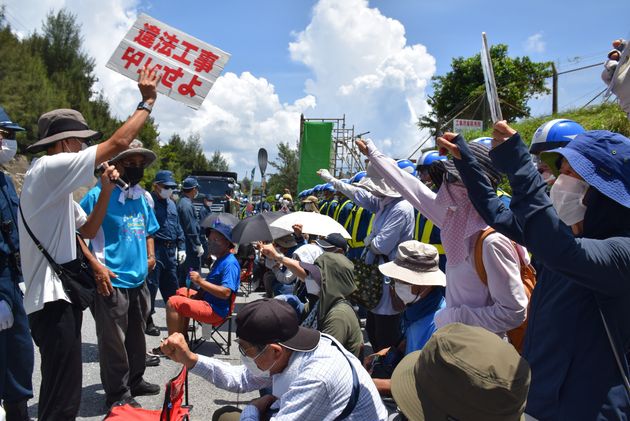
122;167;144;186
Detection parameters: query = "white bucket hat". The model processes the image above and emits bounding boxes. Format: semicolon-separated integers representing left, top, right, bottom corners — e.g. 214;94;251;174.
379;241;446;286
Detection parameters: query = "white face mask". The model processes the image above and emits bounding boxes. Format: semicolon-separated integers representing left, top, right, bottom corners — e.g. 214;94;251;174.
240;346;276;378
395;281;421;305
0;139;17;164
550;174;589;226
305;275;321;296
158;188;173;199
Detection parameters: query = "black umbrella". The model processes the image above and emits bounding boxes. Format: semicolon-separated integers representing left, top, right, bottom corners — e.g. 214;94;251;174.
231;211;291;245
200;212;239;229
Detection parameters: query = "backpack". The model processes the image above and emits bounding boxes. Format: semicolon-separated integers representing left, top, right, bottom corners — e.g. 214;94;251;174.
474;228;536;353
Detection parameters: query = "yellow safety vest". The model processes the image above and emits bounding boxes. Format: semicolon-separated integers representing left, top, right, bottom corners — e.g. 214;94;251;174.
334;199;353;222
414;211;445;255
349;207;375;248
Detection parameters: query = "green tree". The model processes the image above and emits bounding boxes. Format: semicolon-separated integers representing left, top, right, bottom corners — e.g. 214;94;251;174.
208;150;229;171
267;142;299;197
420;44;552;134
240;177;252;195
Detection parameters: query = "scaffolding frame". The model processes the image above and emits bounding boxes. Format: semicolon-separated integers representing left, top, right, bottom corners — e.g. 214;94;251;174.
300;114;365;180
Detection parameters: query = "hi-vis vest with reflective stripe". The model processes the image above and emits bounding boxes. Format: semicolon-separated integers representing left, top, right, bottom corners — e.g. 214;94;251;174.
334;199;354;226
348;205;375;249
414;210;444;255
319;199;329;214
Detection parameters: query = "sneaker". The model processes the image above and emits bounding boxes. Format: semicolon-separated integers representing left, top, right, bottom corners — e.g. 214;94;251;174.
145;322;160;336
130;380;160;397
145;353;160;367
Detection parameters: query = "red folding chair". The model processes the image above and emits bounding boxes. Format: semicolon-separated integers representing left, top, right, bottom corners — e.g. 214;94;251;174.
239;256;255;297
190;293;237;355
105;365;191;420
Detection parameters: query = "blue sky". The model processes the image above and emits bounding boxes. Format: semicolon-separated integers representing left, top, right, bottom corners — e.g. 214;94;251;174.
4;0;629;178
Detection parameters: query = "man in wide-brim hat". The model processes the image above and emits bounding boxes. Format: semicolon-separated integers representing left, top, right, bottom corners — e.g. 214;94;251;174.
19;67;161;419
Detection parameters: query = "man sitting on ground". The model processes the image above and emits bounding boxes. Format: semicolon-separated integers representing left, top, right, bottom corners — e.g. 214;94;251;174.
164;221;240;337
160;298;387;420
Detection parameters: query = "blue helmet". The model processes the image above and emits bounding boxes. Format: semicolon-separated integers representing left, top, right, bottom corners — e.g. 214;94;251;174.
471;137;493;149
397;159;417;177
351;171;367;184
313;184;323;193
298;190;307;198
323;183;335;193
529;119;585;155
416;150;446;169
0;106;25;132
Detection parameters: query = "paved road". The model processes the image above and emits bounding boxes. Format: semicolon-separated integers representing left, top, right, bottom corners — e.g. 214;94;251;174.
27;277;265;420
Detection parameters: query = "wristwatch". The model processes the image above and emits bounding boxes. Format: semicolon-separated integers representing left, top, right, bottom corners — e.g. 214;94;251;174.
137;101;153;113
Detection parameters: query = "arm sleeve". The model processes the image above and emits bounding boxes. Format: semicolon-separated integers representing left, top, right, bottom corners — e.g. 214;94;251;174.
490;133;630;296
176;211;186;250
179;202;201;246
330;177;381;213
144;200;160;236
320;311;349;348
220;263;241;292
190;355;271;393
42;146;97;197
370;204;406;257
365;140;446;228
434;234;528;333
451;135;525;244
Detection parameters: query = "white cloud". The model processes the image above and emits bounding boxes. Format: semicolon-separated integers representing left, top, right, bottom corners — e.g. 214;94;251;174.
4;0;435;177
524;32;545;54
290;0;436;161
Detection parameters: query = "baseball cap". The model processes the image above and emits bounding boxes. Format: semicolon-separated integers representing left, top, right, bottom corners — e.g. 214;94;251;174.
236;299;320;352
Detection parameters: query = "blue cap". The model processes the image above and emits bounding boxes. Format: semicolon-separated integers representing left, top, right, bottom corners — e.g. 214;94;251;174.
211;220;234;243
153;170;177;187
542;130;630;208
0;106;24;131
182;177;199;190
323;183;335;192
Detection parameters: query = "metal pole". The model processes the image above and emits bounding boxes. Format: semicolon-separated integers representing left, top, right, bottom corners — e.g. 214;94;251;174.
552;63;558;115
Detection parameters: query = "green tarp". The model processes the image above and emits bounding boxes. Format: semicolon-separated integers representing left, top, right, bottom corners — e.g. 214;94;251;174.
298;122;333;193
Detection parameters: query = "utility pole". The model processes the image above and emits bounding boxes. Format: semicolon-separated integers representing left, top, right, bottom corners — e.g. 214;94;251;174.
551;62;558;115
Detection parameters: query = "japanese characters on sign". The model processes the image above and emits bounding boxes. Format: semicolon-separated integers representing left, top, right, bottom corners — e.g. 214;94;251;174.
453;118;483;133
106;14;230;109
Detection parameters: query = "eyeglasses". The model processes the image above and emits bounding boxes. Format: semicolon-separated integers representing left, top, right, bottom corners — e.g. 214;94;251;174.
237;341;268;359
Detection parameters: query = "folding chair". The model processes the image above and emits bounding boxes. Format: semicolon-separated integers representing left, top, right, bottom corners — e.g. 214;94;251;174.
191;293;237;355
239;256;255;297
105;365;191;420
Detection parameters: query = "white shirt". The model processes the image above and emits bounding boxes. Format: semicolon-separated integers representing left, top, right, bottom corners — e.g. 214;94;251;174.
18;146;97;314
190;335;388;421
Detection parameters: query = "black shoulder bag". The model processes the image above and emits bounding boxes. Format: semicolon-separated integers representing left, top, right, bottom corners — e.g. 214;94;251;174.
19;205;95;310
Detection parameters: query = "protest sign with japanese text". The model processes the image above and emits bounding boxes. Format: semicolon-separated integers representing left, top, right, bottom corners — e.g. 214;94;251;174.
106;14;230;109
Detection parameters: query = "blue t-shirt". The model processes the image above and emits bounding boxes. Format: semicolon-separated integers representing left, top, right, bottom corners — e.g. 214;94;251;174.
202;253;240;318
81;185;159;288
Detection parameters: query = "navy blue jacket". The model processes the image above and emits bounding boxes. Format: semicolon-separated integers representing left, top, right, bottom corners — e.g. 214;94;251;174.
454;134;630;420
177;196;202;251
0;173;21;307
151;191;185;250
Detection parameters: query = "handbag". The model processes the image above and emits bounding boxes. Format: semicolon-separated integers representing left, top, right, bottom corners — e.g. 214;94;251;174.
349;254;384;310
19;205;95;310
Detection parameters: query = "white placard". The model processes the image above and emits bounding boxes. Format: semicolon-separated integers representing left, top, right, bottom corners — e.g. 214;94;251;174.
106;14;231;109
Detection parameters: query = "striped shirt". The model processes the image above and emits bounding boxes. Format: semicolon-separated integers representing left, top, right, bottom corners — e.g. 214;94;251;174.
191;335;387;420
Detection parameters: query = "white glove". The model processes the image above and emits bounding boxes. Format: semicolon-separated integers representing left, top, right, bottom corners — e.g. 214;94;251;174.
195;244;205;257
602;39;630;117
177;249;187;264
317;169;334;182
0;300;14;331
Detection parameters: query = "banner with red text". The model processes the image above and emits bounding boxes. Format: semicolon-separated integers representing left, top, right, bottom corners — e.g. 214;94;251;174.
106;14;231;109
